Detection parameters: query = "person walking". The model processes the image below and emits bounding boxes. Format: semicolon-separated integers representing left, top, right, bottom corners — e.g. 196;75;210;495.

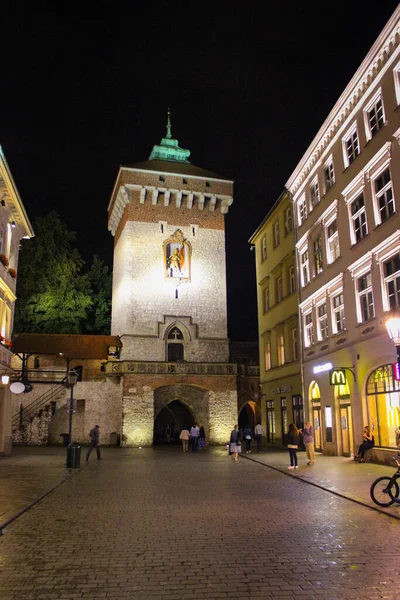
354;426;374;462
303;420;315;465
86;425;101;462
179;427;190;452
243;425;253;453
254;422;264;452
190;423;200;452
229;424;241;462
286;423;300;469
199;425;206;450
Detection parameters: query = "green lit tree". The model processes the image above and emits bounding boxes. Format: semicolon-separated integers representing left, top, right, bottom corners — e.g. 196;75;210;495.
84;255;112;335
14;212;93;334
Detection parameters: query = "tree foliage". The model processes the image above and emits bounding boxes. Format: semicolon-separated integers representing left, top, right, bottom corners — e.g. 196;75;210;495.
14;212;111;335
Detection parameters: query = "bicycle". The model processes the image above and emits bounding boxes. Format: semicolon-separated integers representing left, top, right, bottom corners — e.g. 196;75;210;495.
370;454;400;507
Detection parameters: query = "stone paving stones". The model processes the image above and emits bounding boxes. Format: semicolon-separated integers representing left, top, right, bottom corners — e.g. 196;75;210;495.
0;447;399;599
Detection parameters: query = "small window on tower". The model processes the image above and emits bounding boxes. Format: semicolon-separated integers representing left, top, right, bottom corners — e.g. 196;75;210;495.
206;182;211;188
192;227;196;236
159;176;165;182
175;289;178;299
161;224;164;233
183;179;188;184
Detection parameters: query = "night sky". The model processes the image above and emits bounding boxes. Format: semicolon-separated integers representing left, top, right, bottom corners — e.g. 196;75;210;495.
1;1;399;341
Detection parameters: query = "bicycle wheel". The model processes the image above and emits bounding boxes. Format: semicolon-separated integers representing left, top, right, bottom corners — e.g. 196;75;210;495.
370;476;399;507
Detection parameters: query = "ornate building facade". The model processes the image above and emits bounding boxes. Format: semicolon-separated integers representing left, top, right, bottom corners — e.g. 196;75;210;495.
287;7;400;463
0;146;34;454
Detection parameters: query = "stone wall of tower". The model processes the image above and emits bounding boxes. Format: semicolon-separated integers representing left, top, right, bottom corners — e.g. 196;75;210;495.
111;219;229;361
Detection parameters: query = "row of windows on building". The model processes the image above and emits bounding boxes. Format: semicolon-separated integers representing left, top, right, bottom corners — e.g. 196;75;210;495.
263;241;400;366
296;71;398;226
264;327;299;371
262;263;296;312
302;246;400;349
260;206;292;262
298;149;395;288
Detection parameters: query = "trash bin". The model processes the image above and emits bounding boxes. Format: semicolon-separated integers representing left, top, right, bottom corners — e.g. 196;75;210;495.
66;442;81;469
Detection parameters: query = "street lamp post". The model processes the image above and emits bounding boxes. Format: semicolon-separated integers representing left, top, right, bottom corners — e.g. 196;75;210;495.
66;368;78;468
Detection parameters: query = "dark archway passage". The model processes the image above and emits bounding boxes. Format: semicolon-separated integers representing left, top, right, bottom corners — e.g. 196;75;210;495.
154;400;195;444
238;401;261;432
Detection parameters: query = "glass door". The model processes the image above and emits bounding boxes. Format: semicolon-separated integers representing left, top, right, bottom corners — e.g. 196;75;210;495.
313;405;322;452
340;404;353;456
281;397;287;445
266;400;275;443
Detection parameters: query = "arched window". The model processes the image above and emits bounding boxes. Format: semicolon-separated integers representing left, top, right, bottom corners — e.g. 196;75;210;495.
167;327;184;362
309;381;320;401
366;364;400;448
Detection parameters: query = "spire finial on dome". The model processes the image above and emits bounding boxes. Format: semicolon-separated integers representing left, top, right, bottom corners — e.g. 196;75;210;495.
166;107;172;139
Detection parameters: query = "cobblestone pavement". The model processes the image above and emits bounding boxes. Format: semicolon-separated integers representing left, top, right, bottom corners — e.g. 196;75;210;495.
1;447;400;600
0;446;75;524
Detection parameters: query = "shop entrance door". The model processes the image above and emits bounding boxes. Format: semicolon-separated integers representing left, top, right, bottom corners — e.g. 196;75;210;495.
313;405;322;452
340;404;353;457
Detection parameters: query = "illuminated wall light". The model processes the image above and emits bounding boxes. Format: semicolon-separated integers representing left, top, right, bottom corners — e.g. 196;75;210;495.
11;221;16;228
1;374;10;385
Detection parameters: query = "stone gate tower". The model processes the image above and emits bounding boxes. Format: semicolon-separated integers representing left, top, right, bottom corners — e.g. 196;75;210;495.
108;113;237;446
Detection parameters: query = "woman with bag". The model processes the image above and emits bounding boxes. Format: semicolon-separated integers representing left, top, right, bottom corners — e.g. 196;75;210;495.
229;424;241;462
286;423;301;469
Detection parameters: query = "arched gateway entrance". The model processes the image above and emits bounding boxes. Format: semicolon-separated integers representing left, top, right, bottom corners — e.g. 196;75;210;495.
154;400;194;444
238;401;261;431
153;384;208;445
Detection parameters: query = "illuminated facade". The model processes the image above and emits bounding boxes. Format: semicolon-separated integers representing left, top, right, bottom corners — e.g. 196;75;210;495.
0;146;34;454
286;7;400;462
250;191;302;447
108;114;238;445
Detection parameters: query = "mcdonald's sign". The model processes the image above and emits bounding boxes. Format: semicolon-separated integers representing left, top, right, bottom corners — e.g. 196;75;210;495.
329;368;347;386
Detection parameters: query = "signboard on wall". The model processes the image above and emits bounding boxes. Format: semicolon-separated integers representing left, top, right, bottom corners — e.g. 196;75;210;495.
329;368;347;386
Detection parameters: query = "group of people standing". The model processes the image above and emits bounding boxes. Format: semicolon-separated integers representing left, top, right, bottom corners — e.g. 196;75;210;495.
229;422;265;462
285;421;315;469
179;424;206;452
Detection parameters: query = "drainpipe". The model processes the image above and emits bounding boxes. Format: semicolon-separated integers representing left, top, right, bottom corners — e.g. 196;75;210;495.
289;190;307;421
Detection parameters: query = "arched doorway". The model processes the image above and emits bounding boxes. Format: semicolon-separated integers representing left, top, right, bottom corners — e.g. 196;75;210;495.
154;400;195;444
309;381;322;452
238;401;260;431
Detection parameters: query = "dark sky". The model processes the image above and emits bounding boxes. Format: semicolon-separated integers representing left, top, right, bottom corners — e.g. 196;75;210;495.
0;0;399;341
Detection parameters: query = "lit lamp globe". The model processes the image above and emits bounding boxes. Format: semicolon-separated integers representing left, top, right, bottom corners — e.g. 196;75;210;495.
385;314;400;346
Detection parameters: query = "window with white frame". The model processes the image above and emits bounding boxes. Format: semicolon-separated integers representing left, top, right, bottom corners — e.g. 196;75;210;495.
310;179;320;209
384;253;400;310
313;237;324;274
263;286;269;313
292;328;298;360
327;219;340;263
261;236;267;261
298;197;307;224
374;167;395;224
324;160;335;192
357;272;375;322
300;248;310;286
365;92;385;140
284;207;292;234
343;124;360;167
273;221;280;248
332;292;345;332
5;223;12;259
277;333;285;366
276;276;283;302
0;227;4;255
350;193;368;243
289;265;296;294
317;303;328;340
304;312;314;347
264;340;271;371
393;63;400;106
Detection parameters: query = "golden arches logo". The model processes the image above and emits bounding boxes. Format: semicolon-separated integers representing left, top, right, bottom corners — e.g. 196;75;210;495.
329;369;346;386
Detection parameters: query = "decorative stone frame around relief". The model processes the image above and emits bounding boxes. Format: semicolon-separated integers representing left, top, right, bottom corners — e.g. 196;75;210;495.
163;229;192;282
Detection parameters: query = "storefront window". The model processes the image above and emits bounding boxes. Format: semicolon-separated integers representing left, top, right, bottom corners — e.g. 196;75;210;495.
366;364;400;447
266;400;275;443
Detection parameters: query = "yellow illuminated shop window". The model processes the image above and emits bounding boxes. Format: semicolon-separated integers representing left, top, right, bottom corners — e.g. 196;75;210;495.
367;365;400;448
